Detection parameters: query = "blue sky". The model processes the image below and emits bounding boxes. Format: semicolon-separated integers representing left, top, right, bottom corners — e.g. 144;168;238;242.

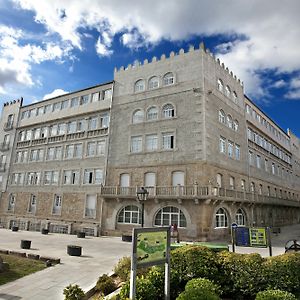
1;0;300;137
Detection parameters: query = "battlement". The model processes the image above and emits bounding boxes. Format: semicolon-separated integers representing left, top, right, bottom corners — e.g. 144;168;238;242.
114;42;243;86
3;97;23;107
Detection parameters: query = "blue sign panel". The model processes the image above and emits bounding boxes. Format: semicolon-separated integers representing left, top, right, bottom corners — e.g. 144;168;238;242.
235;227;250;247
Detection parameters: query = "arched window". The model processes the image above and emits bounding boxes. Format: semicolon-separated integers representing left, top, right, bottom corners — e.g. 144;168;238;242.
250;182;255;193
227;115;233;129
233;120;239;131
235;208;246;226
146;106;158;120
162;104;175;118
132;109;144;123
134;79;145;92
225;85;231;97
163;72;174;86
215;208;228;228
219;110;225;123
154;206;187;227
229;176;235;189
217;79;223;92
148;76;159;89
216;173;223;187
117;205;141;224
232;91;238;104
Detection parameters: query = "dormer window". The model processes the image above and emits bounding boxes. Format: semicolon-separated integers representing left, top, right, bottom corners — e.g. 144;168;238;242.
134;80;145;92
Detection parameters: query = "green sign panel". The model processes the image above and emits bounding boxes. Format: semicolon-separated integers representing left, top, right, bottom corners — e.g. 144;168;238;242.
249;227;267;247
133;227;170;268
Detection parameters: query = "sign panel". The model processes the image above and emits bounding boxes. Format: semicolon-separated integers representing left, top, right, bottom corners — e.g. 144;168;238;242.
133;227;170;268
235;226;250;247
249;227;267;247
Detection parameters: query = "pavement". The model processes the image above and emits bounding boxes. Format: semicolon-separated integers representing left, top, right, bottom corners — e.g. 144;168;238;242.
0;224;299;300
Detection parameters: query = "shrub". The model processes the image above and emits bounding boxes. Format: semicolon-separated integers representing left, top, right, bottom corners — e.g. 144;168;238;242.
176;278;221;300
217;252;265;298
96;274;116;296
119;276;157;300
262;253;300;295
63;284;85;300
255;289;297;300
171;246;219;282
114;256;131;281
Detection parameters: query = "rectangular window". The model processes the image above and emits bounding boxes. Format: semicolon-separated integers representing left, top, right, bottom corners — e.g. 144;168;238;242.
65;145;74;159
83;169;103;184
74;144;82;158
28;194;36;213
33;128;41;139
81;94;90;105
84;169;93;184
228;141;233;158
44;104;52;114
58;123;66;135
8;194;15;211
50;125;58;136
146;134;158;151
68;121;77;133
26;172;40;185
52;195;62;215
219;137;226;153
53;102;61;112
87;142;96;156
77;119;86;131
103;89;112;100
63;170;80;185
100;114;109;128
256;155;261;168
61;99;69;109
97;140;105;155
85;194;97;218
162;133;174;150
70;97;79;107
91;92;99;102
249;151;253;165
241;179;246;191
44;171;59;185
272;163;275;175
89;117;98;130
235;144;240;160
131;136;143;153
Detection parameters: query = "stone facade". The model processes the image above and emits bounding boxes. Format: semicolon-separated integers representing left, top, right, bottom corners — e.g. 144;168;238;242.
0;44;299;241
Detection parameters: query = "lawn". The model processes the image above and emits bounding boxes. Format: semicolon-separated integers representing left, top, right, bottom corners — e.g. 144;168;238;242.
0;254;46;285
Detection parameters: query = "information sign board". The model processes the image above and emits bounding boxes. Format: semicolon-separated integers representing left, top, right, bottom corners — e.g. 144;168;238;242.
249;227;267;247
235;227;250;247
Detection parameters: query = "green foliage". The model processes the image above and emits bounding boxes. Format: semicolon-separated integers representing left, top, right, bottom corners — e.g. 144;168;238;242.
96;274;116;296
255;289;297;300
119;276;157;300
262;253;300;295
217;251;265;298
63;284;85;300
176;278;221;300
170;246;219;282
113;256;131;281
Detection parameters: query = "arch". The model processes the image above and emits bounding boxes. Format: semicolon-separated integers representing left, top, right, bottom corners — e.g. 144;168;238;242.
117;205;141;224
233;120;239;131
148;76;159;89
134;79;145;92
218;110;225;123
162;103;175;118
215;207;228;228
227;114;233;129
163;72;174;86
154;206;187;228
217;79;224;92
146;106;158;120
232;91;238;104
132;109;144;124
235;208;246;226
225;85;231;97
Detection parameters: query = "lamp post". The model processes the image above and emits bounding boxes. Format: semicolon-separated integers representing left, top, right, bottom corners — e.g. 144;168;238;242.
137;187;148;228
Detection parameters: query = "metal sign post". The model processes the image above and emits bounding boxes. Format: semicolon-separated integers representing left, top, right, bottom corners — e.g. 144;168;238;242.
130;227;170;300
231;223;238;253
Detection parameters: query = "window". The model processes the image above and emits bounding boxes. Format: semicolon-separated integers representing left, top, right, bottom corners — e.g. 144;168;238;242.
50;125;58;136
65;143;82;159
58;123;66;135
61;99;69;109
271;163;275;175
250;182;255;193
41;127;48;138
71;97;79;107
25;130;32;140
53;102;61;112
26;172;41;185
265;159;268;172
85;194;97;218
80;94;90;105
215;208;228;228
120;173;130;187
256;155;261;168
134;79;145;92
11;173;24;185
229;176;235;189
225;85;231;97
267;186;271;196
131;136;142;153
63;170;80;185
228;141;234;158
146;107;158;120
148;76;159;89
77;119;86;131
28;194;36;213
83;169;103;184
68;121;77;133
29;109;36;118
216;174;223;187
132;110;144;123
162;133;174;150
44;171;59;185
52;195;62;215
172;171;184;186
162;104;175;118
241;179;246;191
100;114;109;128
155;206;187;227
227;115;233;129
118;205;141;224
29;149;44;162
103;89;112;100
219;137;226;154
235;144;240;160
8;194;15;212
163;72;174;86
44;104;52;114
259;184;263;195
235;208;245;226
249;151;254;165
89;117;98;130
217;79;224;92
144;172;156;187
92;92;99;102
46;146;62;160
233;120;239;131
146;134;158;151
232;91;238;104
219;110;225;123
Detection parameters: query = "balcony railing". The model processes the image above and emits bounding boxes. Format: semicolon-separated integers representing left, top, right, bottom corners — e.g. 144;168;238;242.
100;185;300;207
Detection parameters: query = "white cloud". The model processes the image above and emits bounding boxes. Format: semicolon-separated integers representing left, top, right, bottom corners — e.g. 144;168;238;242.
9;0;300;99
290;78;300;89
271;80;286;89
43;88;68;100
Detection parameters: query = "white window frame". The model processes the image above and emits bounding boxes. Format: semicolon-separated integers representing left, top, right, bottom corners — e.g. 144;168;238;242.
132;110;144;124
146;106;158;120
162;132;174;150
215;208;228;228
117;205;141;224
154;206;187;228
134;79;145;92
130;136;143;153
145;134;158;151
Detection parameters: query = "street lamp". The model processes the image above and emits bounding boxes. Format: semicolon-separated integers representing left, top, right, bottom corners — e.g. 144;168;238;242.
137;187;148;227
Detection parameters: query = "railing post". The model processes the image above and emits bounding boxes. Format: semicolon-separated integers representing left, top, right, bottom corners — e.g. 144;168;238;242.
154;185;157;197
176;185;180;197
194;182;199;196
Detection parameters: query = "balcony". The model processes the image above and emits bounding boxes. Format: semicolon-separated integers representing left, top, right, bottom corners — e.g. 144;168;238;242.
0;163;6;172
100;185;300;207
4;122;13;131
0;142;9;151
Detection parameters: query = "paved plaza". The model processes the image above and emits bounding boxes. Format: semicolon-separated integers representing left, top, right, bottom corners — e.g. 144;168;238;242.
0;224;300;299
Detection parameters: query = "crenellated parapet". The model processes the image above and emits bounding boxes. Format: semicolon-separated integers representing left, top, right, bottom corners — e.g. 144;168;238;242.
114;42;243;86
3;97;23;107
